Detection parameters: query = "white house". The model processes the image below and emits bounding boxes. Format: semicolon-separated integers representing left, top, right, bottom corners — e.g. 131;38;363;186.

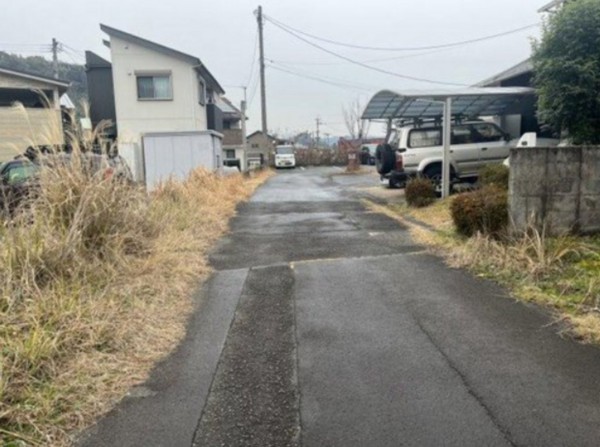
100;24;224;144
98;24;227;185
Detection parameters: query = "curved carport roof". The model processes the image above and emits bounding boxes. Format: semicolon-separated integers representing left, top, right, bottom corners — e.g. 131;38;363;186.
361;87;535;121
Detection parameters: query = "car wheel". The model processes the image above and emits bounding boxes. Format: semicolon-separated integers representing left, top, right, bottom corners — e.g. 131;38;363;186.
375;144;395;175
389;177;402;189
423;165;444;197
423;164;456;197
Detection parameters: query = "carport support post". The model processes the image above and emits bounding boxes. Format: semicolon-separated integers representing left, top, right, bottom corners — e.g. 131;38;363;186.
442;97;452;199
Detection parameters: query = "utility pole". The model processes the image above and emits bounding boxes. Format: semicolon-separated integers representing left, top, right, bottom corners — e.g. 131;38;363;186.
315;117;322;147
51;38;60;109
241;87;248;171
256;6;268;135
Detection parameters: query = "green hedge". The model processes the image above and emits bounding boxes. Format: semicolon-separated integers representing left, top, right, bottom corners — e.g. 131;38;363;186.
478;164;509;190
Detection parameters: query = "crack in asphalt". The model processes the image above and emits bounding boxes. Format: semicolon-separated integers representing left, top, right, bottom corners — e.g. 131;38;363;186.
215;251;428;273
411;315;520;447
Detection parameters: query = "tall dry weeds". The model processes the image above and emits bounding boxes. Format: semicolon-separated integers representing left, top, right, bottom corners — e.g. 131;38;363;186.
447;226;585;283
0;109;272;445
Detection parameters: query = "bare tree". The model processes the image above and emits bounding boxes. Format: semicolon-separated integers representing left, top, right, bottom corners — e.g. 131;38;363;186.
343;98;370;141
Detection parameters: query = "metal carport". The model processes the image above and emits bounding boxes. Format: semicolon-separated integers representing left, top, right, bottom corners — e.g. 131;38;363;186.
361;87;535;197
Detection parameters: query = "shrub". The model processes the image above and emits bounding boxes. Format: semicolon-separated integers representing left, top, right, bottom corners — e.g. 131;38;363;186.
405;177;436;208
478;164;509;190
450;185;508;237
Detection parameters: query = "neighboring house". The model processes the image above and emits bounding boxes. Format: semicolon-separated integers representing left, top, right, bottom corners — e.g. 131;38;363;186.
246;131;282;167
100;24;224;144
0;66;70;162
475;1;573;137
90;24;229;185
219;96;246;170
476;59;538;138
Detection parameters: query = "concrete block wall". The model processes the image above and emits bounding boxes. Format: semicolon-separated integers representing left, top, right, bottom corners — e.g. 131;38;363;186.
510;147;600;235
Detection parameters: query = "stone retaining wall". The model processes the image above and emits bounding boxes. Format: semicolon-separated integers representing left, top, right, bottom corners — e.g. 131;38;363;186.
509;146;600;235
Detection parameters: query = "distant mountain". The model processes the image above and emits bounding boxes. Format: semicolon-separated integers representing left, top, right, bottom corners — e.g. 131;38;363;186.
0;52;87;111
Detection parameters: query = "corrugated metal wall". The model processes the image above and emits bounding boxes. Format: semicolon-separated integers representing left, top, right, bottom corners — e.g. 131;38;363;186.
0;107;64;162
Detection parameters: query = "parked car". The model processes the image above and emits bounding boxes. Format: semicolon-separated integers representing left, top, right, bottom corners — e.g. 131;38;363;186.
0;158;39;214
503;132;561;167
361;144;378;165
275;145;296;169
0;151;132;215
377;121;514;190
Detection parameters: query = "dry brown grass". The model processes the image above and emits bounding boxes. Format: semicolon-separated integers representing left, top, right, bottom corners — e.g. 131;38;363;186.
366;198;600;344
0;123;272;444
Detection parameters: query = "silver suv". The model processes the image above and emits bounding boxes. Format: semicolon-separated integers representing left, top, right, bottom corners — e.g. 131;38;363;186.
377;121;512;189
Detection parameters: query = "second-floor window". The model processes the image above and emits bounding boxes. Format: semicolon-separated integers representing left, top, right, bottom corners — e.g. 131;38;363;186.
136;73;172;100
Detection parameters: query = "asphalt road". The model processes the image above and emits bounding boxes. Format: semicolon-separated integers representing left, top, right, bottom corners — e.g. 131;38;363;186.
80;167;600;447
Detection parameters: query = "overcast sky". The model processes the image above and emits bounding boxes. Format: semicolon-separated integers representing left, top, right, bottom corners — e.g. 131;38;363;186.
3;0;545;137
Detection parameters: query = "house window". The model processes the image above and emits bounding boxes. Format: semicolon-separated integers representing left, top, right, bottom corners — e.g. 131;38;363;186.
136;74;172;100
251;143;259;148
225;149;236;159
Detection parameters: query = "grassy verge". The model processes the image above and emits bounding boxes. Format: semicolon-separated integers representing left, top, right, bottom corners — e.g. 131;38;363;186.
0;160;272;446
366;198;600;343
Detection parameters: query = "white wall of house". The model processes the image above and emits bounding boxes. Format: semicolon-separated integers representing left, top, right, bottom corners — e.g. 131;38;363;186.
109;35;207;145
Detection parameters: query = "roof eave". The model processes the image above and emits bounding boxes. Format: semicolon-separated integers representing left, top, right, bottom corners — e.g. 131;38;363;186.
194;65;225;95
101;24;225;95
0;67;71;91
475;58;533;87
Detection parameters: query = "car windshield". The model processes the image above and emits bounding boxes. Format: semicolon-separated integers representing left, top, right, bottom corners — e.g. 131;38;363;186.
3;162;38;185
277;147;294;155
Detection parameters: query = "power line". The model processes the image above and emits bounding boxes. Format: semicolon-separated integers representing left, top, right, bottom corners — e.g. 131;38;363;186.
60;43;85;57
0;44;53;54
265;14;540;52
247;72;261;108
60;45;85;63
267;63;372;92
246;31;259;87
265;18;467;87
61;43;83;53
60;50;81;65
269;60;378;91
268;48;450;66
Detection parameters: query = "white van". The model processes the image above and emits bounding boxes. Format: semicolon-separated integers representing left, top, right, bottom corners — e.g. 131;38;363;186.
275;145;296;169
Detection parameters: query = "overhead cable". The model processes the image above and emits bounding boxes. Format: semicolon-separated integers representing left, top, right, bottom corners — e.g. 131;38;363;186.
264;14;540;52
269;60;378;90
267;64;372;92
246;32;259;87
265;18;467;86
269;48;449;66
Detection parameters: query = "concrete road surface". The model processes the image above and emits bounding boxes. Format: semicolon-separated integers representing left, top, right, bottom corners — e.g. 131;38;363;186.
80;167;600;447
